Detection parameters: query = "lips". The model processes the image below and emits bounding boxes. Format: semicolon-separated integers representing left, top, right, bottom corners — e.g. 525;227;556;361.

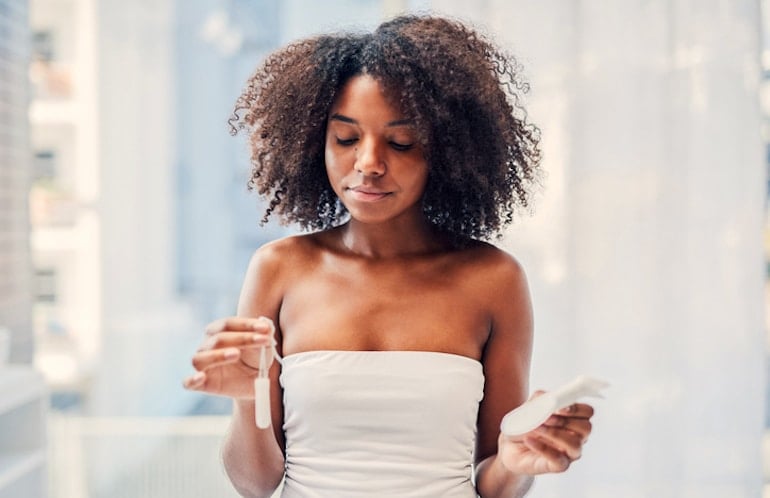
347;186;392;202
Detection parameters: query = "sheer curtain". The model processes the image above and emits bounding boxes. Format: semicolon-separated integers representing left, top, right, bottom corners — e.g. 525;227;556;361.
433;0;766;496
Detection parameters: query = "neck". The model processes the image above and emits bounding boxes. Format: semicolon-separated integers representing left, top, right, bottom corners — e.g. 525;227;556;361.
339;217;445;259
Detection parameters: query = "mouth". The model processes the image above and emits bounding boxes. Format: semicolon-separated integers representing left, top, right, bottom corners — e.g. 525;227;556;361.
347;186;392;202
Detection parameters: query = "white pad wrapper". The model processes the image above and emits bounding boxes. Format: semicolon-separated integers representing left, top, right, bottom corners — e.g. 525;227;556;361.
500;375;609;437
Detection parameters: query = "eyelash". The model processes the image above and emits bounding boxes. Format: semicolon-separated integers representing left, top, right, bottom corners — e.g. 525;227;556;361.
335;137;414;151
390;142;414;152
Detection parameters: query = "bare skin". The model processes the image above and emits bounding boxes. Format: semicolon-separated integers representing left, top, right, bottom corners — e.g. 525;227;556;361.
184;75;594;498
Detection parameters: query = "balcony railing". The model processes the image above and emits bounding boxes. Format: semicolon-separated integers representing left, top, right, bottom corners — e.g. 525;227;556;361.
48;415;283;498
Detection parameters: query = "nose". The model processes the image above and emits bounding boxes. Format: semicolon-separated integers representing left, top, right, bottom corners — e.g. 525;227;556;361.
354;140;386;177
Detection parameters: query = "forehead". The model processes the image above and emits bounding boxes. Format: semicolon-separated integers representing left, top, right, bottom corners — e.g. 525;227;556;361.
329;75;404;118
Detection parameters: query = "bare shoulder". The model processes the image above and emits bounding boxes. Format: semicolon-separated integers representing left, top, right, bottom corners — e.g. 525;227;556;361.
446;239;532;326
238;232;327;316
454;240;528;289
247;232;326;274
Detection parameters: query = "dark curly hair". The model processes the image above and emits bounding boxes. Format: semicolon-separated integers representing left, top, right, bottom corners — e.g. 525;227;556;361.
230;14;541;240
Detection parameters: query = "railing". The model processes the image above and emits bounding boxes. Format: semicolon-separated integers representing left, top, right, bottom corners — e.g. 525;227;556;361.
48;415;283;498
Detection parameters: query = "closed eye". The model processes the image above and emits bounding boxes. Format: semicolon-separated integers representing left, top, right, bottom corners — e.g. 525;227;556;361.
390;142;414;151
336;137;358;146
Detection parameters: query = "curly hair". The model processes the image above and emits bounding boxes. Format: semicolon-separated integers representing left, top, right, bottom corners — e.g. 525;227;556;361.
230;14;541;240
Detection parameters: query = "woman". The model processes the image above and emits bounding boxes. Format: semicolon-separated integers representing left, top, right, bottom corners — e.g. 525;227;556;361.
184;15;594;498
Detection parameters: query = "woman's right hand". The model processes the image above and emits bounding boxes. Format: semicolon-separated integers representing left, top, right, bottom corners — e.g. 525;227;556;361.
183;316;277;399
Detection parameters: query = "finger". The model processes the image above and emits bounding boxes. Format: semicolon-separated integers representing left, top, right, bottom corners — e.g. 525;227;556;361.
191;347;244;372
532;425;584;460
183;371;207;390
556;402;594;419
198;331;273;352
543;415;593;440
522;436;571;473
205;316;274;336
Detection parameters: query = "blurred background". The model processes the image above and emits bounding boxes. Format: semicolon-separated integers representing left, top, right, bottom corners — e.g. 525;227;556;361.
0;0;766;496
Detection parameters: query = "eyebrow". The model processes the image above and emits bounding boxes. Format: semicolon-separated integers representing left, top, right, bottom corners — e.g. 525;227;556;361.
329;113;414;127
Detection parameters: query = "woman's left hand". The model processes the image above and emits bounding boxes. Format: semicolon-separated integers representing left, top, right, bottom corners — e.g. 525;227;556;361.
497;392;595;475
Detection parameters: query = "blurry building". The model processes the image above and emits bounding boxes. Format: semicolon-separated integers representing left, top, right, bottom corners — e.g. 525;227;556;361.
1;3;48;498
27;0;200;415
0;0;33;362
28;0;100;403
25;0;394;413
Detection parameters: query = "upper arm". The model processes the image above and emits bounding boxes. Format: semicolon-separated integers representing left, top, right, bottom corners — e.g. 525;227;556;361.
236;240;292;449
475;254;534;464
237;242;285;319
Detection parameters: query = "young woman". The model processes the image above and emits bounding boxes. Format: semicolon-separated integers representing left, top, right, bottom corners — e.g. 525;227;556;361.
184;15;594;498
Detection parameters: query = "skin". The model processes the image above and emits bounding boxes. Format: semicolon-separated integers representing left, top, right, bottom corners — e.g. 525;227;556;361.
184;75;594;498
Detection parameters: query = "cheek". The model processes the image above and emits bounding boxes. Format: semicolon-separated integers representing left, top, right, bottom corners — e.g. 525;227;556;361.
324;140;336;170
409;164;430;194
324;138;346;173
324;147;344;193
324;148;333;172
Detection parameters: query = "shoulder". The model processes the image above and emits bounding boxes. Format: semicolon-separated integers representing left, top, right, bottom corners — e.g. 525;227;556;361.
237;232;330;316
453;239;528;289
247;232;327;271
242;232;330;291
447;240;532;327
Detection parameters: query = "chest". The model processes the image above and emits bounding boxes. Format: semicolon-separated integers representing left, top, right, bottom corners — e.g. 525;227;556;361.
279;257;491;357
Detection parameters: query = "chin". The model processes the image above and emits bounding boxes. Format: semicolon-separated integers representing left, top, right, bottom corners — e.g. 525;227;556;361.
346;211;392;225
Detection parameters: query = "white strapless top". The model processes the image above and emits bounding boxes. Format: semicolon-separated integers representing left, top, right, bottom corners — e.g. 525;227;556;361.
279;350;485;498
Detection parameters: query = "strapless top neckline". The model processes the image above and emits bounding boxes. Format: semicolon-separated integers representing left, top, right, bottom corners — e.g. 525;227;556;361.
281;349;482;366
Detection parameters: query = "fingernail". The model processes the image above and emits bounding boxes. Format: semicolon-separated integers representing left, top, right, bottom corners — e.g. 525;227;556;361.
192;372;205;383
252;334;265;342
224;348;239;359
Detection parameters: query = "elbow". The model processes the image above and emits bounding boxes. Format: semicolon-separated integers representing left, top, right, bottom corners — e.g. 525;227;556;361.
225;466;284;498
230;479;283;498
222;440;285;498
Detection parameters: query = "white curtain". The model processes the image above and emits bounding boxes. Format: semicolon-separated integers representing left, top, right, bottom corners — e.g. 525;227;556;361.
432;1;766;496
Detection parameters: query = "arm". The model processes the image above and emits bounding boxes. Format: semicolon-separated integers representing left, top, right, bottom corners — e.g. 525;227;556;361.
474;254;594;498
474;254;535;498
184;244;288;498
225;246;287;497
223;396;284;498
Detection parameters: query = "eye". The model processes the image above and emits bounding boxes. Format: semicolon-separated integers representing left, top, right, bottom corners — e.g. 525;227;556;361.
336;137;358;146
389;141;414;151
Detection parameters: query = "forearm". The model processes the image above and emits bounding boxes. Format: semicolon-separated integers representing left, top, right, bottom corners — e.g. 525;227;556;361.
475;454;533;498
222;400;285;498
